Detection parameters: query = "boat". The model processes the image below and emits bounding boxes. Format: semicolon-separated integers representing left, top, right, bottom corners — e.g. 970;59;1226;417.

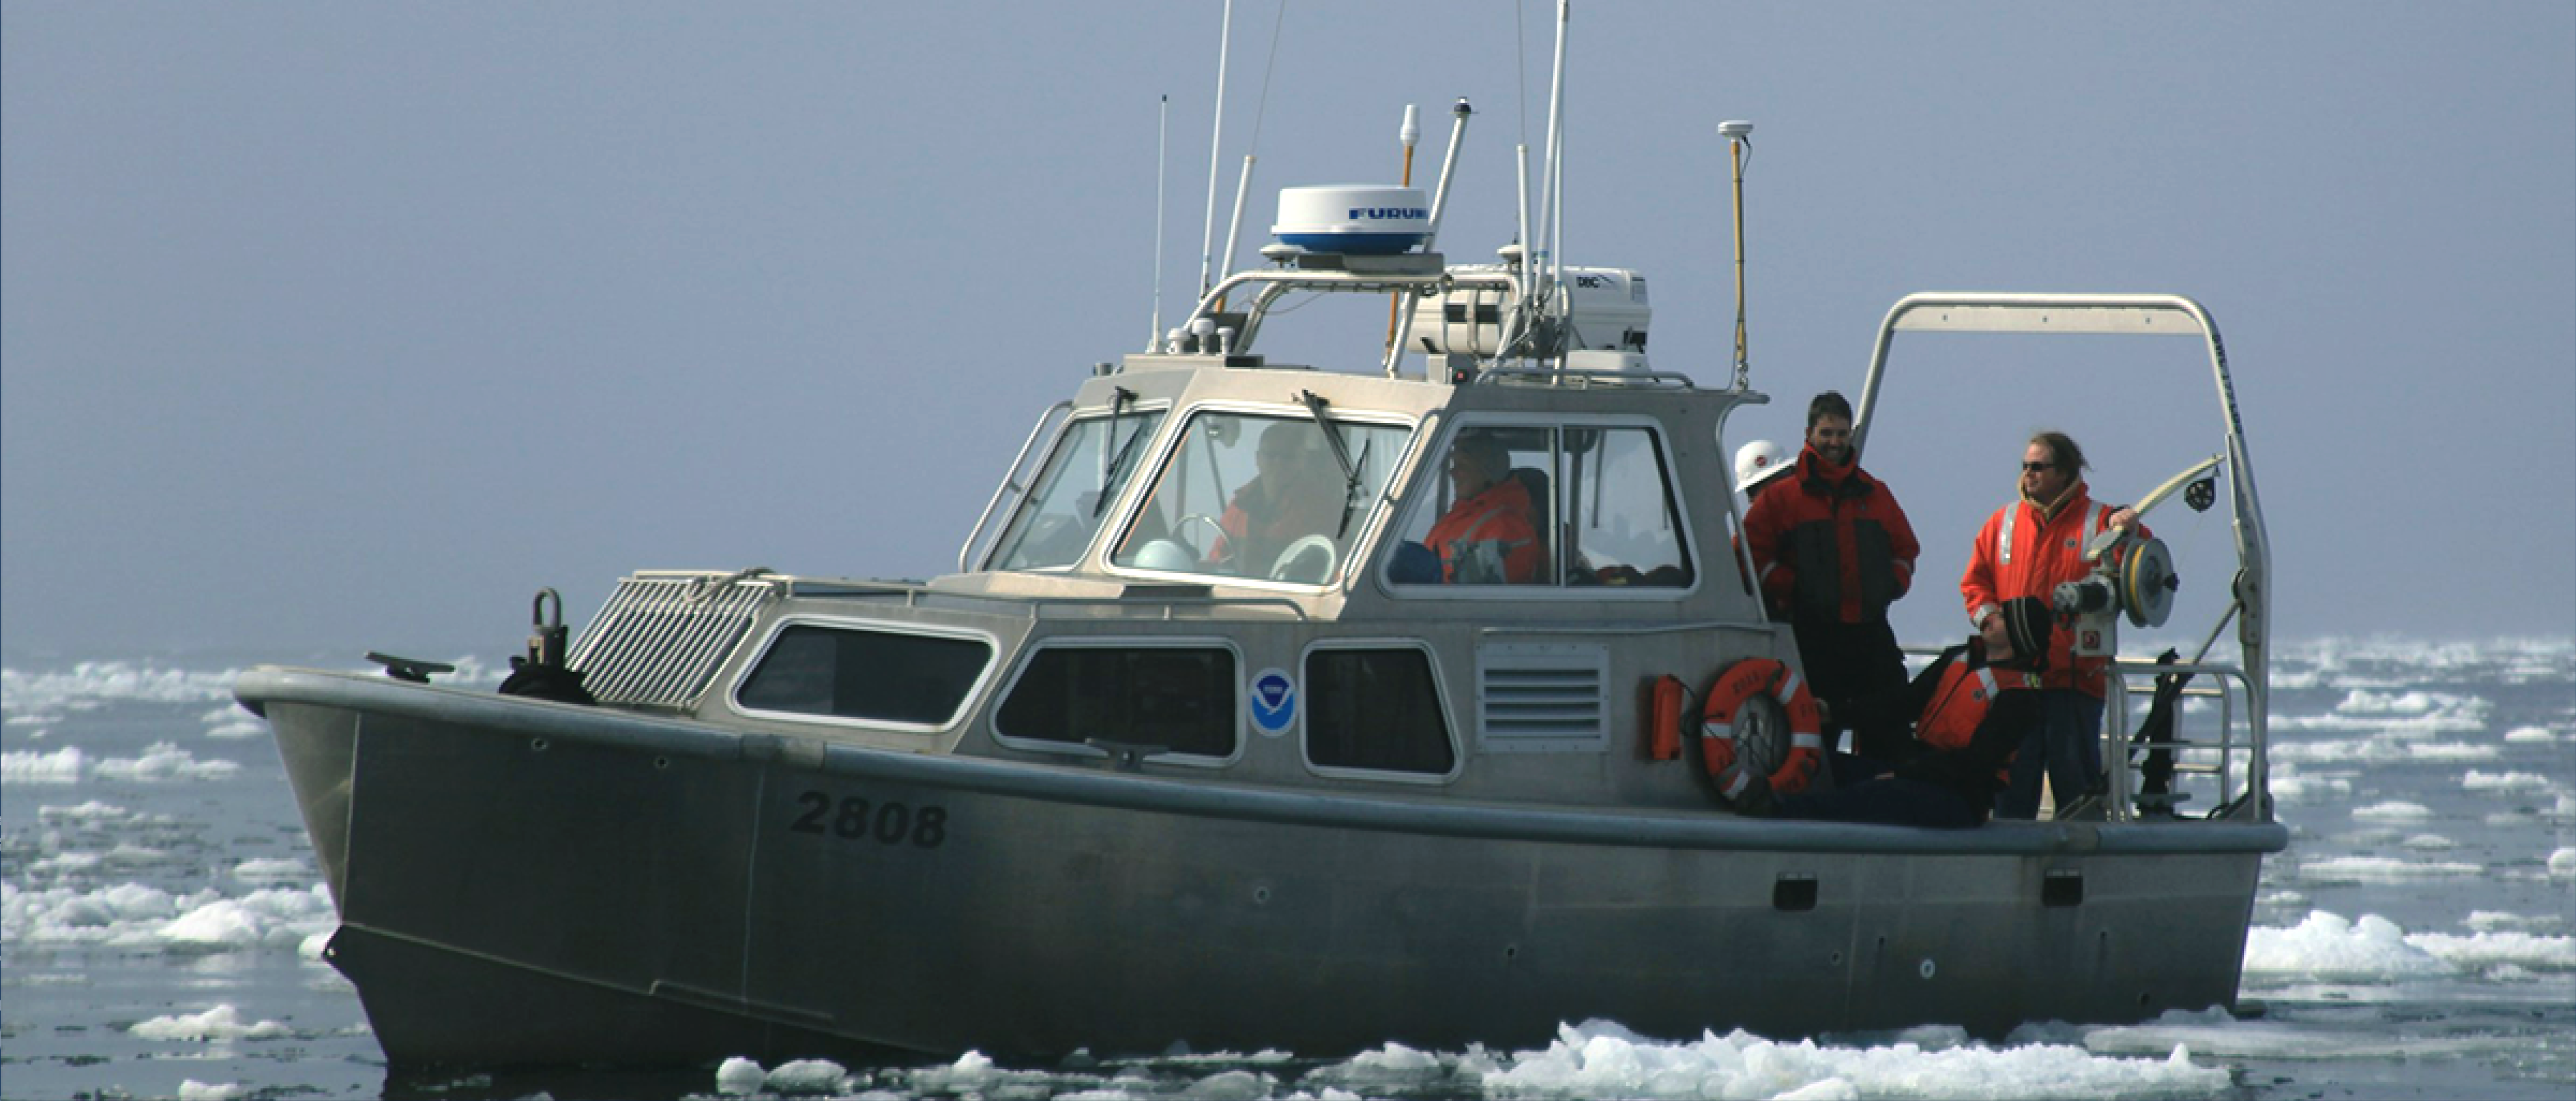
235;4;2285;1070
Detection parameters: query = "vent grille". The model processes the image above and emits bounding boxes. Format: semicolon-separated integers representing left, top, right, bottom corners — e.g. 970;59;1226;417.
1476;643;1609;752
566;574;778;707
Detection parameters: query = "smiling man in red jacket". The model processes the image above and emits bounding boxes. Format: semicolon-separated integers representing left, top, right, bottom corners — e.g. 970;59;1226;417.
1743;392;1921;760
1961;430;2142;819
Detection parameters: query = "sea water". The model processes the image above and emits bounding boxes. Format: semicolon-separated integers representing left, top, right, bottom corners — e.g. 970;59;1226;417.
4;639;2570;1100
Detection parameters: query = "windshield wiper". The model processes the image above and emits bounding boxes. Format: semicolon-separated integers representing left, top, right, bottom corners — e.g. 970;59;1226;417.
1092;387;1139;519
1299;390;1370;538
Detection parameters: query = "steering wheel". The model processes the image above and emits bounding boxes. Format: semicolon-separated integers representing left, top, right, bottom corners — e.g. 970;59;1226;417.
1269;534;1339;582
1171;513;1227;559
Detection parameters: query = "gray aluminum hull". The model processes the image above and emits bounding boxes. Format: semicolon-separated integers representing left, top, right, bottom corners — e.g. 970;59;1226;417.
242;668;2282;1068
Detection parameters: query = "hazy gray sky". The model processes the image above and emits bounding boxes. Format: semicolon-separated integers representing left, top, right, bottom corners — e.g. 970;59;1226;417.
6;1;2571;660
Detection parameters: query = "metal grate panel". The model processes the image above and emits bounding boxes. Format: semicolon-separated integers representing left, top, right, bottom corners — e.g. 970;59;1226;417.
566;574;778;707
1476;642;1609;752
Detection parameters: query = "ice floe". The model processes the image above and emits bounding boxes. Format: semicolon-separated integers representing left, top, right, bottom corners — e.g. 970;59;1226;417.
2244;911;2576;982
2461;769;2560;793
2349;801;2434;821
712;1023;2234;1101
2;880;333;954
130;1004;292;1041
2296;856;2482;883
2;744;85;783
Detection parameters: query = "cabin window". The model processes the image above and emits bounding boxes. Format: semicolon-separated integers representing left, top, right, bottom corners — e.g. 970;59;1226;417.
1304;647;1454;776
988;407;1170;572
1383;423;1693;590
1110;410;1409;585
734;624;993;728
995;645;1238;758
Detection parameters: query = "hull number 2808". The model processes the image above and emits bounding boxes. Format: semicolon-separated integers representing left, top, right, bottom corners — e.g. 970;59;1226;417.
788;791;949;848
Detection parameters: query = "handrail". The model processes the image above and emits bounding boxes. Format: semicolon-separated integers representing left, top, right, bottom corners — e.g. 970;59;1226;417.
2101;658;2264;824
1188;265;1521;357
958;400;1074;573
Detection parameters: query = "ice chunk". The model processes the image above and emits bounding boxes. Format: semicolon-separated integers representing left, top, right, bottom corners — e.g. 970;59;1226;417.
764;1058;851;1094
714;1056;767;1095
2350;801;2434;820
130;1004;291;1041
2;745;85;783
2243;911;2451;979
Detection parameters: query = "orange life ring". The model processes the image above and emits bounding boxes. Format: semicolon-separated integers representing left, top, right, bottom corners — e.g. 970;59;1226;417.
1699;657;1825;801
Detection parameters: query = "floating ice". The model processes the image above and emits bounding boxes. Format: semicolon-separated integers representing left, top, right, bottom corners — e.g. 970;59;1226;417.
763;1058;856;1094
177;1081;249;1101
2243;912;2452;980
2350;801;2434;821
159;886;338;953
2;880;332;954
2399;833;2454;851
2462;770;2558;793
232;858;309;882
200;704;266;739
2551;848;2575;878
2;663;242;716
715;1056;768;1095
2502;726;2557;744
2266;772;2350;803
2466;910;2562;932
1471;1019;2227;1100
2;744;85;783
130;1004;291;1041
2407;930;2576;974
92;741;242;782
2297;856;2482;883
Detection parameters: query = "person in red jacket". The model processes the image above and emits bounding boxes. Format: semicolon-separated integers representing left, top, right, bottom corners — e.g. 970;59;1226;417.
1212;422;1341;577
1422;431;1545;584
1741;392;1921;759
1733;595;2054;828
1960;430;2143;819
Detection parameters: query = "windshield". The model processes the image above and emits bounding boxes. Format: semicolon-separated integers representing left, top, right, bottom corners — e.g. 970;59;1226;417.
988;409;1169;571
1110;410;1410;585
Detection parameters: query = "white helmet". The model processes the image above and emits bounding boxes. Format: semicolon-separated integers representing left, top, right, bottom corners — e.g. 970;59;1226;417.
1734;440;1793;494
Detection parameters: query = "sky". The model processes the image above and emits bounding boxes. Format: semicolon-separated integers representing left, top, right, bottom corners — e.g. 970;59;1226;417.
4;1;2571;661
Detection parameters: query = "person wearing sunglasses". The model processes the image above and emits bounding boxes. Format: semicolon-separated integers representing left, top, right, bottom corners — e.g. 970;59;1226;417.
1960;431;2142;819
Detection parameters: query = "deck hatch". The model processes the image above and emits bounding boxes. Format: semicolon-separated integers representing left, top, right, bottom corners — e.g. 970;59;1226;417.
567;574;778;707
1475;642;1609;752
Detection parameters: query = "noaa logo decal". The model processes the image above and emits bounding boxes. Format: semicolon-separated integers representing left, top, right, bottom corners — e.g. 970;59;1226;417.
1249;667;1297;735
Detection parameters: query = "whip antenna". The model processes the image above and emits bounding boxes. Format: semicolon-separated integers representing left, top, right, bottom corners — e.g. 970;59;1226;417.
1149;95;1170;351
1197;0;1236;297
1719;119;1753;389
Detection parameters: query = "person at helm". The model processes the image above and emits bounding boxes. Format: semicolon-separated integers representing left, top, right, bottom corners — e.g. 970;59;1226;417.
1212;422;1341;577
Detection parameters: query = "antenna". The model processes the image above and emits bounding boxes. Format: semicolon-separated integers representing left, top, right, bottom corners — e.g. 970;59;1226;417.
1719;119;1753;389
1384;104;1421;354
1384;100;1474;377
1197;0;1236;297
1150;95;1170;351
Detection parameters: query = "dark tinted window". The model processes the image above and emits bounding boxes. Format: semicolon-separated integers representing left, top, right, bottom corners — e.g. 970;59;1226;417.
737;625;992;726
997;647;1237;758
1305;648;1453;774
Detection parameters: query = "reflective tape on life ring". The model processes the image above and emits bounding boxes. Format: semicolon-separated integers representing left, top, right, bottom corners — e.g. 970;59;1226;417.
1700;657;1827;797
